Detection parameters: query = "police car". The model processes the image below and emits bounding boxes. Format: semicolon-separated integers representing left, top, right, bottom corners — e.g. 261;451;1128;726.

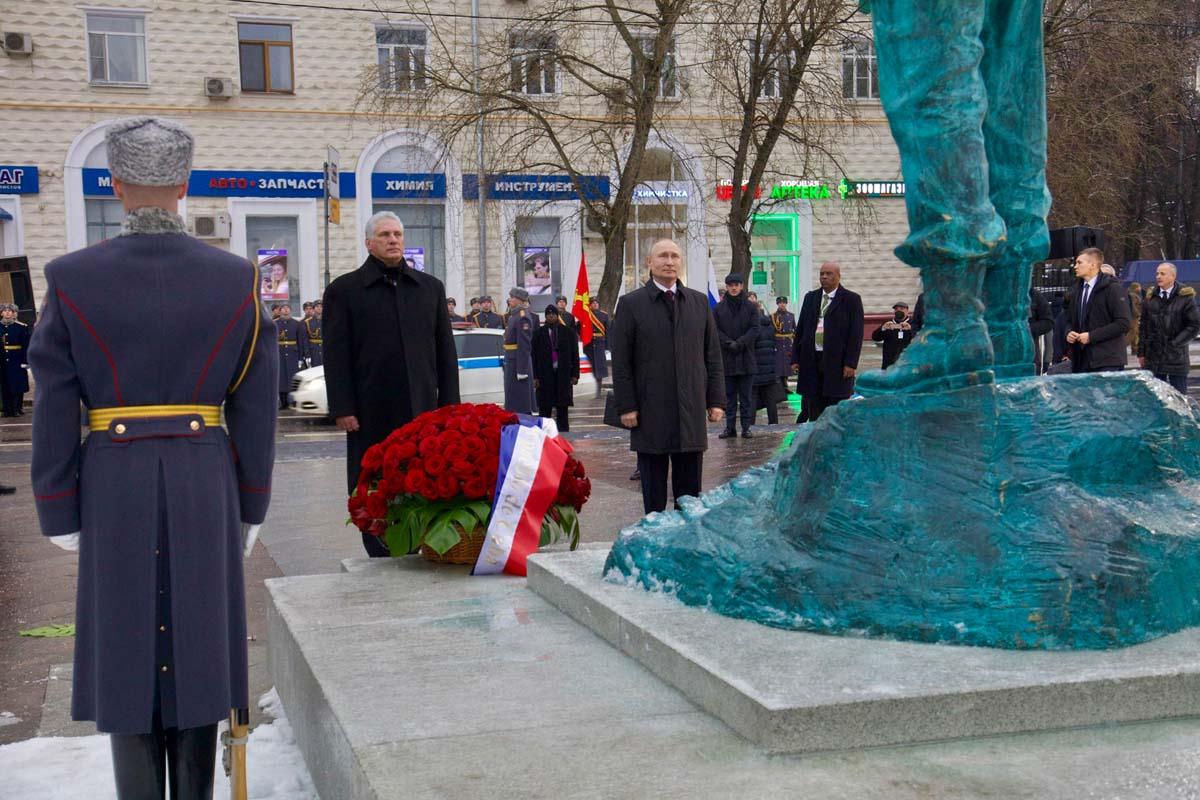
288;328;506;416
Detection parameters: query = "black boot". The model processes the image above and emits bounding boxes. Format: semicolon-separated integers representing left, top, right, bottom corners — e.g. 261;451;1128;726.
111;730;168;800
718;428;737;439
166;724;218;800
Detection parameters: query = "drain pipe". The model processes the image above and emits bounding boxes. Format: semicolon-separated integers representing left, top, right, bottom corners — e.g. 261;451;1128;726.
471;0;488;297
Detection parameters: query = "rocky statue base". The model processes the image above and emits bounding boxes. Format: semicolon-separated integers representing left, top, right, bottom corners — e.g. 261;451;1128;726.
605;372;1200;650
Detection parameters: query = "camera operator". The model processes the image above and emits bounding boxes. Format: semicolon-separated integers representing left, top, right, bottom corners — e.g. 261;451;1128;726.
871;301;914;369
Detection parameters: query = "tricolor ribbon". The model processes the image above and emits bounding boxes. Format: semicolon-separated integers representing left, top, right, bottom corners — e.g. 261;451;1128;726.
473;417;571;576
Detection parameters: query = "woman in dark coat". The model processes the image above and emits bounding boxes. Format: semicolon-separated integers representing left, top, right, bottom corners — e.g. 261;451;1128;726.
752;311;783;424
531;305;579;431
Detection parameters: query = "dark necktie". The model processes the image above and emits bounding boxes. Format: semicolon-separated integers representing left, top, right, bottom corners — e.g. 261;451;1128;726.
1079;283;1091;323
1162;290;1169;300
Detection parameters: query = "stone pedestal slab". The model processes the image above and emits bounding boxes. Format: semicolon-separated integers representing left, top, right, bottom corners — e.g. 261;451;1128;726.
527;549;1200;753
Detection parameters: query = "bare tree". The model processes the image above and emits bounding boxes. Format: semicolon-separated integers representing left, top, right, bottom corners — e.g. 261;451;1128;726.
1043;0;1200;262
359;0;696;309
694;0;855;275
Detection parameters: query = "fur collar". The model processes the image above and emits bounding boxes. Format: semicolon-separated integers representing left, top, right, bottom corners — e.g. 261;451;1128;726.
118;207;188;237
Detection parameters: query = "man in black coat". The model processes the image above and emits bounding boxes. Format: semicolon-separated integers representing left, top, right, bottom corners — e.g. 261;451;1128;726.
323;211;460;556
1138;262;1200;393
791;262;864;422
1028;287;1053;374
713;273;761;438
532;305;580;431
1063;247;1131;373
871;301;914;369
610;239;725;514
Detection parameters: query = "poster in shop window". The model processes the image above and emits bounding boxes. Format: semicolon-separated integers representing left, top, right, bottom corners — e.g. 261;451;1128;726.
404;247;425;272
522;248;552;295
257;249;289;302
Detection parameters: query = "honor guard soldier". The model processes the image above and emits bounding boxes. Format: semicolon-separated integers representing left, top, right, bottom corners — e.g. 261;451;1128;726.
771;296;796;394
503;287;536;414
555;295;577;331
29;116;278;800
299;301;324;368
585;297;610;398
0;303;30;416
447;297;467;324
467;296;482;325
275;303;303;409
474;295;504;329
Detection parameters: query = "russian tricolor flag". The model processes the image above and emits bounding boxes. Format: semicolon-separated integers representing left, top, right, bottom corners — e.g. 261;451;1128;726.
706;257;720;307
472;417;571;577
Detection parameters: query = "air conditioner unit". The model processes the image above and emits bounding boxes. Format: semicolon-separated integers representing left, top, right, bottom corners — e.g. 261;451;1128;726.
3;32;33;56
204;76;234;99
192;213;231;240
583;211;605;240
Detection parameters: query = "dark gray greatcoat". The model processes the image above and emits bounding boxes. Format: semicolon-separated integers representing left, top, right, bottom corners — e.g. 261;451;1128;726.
299;317;323;367
610;281;724;454
322;255;460;493
29;230;278;735
792;286;865;399
1;320;31;393
584;309;610;381
770;310;795;377
276;317;303;391
503;307;536;415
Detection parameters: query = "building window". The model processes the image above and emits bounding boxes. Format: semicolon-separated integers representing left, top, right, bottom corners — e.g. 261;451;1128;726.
633;37;678;99
750;40;789;99
509;33;557;95
842;36;878;100
85;198;124;245
377;27;427;92
239;22;294;93
86;13;148;85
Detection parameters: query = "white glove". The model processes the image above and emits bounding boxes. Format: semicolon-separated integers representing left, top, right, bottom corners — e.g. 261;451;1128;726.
241;523;261;558
517;374;528;381
50;533;80;552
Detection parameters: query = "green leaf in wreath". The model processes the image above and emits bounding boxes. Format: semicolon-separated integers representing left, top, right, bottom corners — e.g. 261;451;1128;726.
424;522;463;555
464;500;493;528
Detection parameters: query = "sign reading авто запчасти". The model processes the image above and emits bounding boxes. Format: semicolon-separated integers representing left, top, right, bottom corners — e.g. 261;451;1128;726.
80;169;450;200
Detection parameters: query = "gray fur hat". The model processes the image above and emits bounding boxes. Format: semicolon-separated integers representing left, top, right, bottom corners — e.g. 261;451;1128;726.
0;302;17;313
106;117;194;186
509;287;530;302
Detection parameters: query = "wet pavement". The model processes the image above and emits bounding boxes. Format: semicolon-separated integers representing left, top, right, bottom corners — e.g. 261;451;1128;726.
0;388;798;744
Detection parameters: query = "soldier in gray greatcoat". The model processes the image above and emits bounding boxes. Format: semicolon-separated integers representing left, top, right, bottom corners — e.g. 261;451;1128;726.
503;287;536;414
298;301;324;368
0;302;31;416
29;117;278;799
275;304;303;408
584;296;610;398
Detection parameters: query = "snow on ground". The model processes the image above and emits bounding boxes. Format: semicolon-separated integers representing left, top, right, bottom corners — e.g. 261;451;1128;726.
0;688;318;800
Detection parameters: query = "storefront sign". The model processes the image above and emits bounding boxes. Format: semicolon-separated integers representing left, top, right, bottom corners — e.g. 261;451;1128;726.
0;166;38;195
632;183;690;202
463;174;609;201
838;179;906;198
371;173;446;199
714;177;907;202
81;168;460;201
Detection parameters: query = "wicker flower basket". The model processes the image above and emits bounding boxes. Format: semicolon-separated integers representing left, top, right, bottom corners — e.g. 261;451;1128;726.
420;524;487;565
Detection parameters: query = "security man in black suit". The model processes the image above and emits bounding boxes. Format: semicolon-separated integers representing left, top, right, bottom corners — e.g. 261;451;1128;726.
791;262;864;422
1064;247;1131;373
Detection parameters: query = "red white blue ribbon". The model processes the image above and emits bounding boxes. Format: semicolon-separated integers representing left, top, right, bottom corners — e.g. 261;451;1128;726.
473;417;570;576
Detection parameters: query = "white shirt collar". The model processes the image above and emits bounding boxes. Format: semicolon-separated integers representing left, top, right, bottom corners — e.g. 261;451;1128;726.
653;279;677;295
1161;284;1175;297
822;287;838;299
1083;275;1098;291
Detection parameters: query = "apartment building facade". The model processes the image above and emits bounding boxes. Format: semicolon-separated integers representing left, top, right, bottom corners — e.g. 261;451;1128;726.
0;0;918;314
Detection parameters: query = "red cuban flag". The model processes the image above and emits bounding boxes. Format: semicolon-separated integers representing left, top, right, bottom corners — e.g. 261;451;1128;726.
570;252;593;346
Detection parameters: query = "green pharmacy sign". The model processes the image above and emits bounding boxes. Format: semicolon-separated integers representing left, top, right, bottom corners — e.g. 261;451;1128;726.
769;182;831;200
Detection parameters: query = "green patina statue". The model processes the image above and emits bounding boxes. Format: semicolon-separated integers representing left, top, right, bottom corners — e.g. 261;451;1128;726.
856;0;1051;395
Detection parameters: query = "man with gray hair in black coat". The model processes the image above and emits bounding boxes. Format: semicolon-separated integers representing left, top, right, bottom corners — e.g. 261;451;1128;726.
322;210;460;556
610;239;725;514
30;116;279;799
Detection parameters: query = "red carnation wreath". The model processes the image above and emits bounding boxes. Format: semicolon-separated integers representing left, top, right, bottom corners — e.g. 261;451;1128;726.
348;403;591;557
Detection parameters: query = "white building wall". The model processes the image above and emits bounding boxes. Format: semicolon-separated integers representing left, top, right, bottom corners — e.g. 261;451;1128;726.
0;0;914;314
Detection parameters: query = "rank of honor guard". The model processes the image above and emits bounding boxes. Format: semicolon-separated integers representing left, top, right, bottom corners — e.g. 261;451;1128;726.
275;303;303;408
29;116;277;800
585;297;610;398
474;295;504;329
299;301;323;368
0;303;30;416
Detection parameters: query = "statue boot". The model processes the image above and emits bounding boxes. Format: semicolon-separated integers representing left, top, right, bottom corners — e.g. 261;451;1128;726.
856;263;994;396
983;261;1035;381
